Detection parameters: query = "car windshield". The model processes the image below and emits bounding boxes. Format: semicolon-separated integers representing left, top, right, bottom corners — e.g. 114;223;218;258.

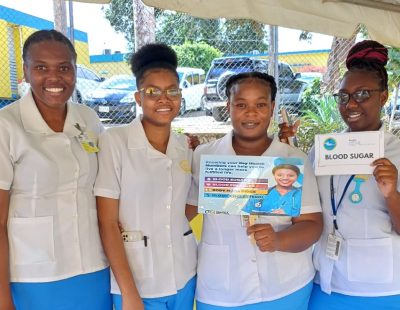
99;76;137;91
208;60;255;80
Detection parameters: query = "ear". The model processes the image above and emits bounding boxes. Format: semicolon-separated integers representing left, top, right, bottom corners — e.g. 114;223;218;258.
271;101;276;116
226;100;231;114
23;63;30;84
134;91;142;107
379;90;388;107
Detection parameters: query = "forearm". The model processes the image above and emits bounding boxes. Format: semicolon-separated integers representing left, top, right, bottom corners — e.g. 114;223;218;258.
185;204;198;222
0;226;14;309
385;191;400;234
99;222;140;298
277;212;323;253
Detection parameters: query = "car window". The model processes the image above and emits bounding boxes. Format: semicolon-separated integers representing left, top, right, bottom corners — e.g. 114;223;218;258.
208;60;254;80
193;74;200;85
100;76;136;91
77;67;85;79
280;64;294;79
200;74;205;83
81;68;101;81
185;74;193;85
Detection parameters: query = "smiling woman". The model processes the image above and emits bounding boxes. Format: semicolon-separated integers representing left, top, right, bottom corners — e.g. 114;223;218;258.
0;29;112;310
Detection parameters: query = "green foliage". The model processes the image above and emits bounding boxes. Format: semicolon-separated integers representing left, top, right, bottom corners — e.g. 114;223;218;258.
297;96;345;153
172;42;222;72
300;78;322;114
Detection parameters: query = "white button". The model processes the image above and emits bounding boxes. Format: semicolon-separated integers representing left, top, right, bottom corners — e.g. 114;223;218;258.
251;258;257;262
166;225;170;230
167;244;172;248
166;205;171;209
168;186;172;190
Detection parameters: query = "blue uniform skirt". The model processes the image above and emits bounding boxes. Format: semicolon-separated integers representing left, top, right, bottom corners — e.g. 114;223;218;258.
309;283;400;310
196;281;313;310
11;267;112;310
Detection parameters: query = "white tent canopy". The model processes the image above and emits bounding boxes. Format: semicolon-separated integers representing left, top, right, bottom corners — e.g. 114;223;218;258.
142;0;400;47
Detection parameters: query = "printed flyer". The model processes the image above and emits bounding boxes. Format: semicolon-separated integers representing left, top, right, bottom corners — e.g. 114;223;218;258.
198;155;304;217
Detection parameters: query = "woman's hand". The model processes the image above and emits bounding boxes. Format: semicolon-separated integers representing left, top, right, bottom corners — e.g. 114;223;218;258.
122;294;144;310
247;224;279;252
372;158;398;199
185;134;200;150
278;120;300;144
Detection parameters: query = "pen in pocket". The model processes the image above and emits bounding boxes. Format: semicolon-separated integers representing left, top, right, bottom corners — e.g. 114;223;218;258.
143;235;148;247
183;229;193;236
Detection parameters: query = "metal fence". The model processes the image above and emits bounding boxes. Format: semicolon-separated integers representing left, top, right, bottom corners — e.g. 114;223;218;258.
1;1;399;152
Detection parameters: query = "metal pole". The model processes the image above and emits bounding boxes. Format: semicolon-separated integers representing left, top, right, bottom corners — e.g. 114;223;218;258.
53;0;68;35
68;0;75;44
269;25;280;120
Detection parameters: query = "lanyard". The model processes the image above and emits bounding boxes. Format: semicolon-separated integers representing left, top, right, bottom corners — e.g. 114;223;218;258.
330;175;355;231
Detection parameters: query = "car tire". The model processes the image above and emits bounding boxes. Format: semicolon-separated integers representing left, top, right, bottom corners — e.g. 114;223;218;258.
212;106;229;122
179;99;186;116
216;71;234;101
76;90;83;104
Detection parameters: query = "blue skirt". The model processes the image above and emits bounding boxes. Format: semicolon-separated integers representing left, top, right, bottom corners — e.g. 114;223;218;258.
11;267;112;310
309;283;400;310
196;281;313;310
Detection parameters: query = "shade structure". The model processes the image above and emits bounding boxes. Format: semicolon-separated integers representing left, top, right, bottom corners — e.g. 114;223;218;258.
142;0;400;47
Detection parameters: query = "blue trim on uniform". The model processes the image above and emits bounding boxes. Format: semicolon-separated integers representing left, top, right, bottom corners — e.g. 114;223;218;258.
196;281;313;310
0;5;87;42
308;284;400;310
11;268;112;310
113;276;196;310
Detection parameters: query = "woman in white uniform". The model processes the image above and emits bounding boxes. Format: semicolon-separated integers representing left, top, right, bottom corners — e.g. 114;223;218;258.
95;43;197;310
0;30;111;310
280;40;400;309
186;72;322;310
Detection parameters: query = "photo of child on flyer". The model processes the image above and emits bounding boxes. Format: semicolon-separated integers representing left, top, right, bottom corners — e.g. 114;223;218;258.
242;162;302;216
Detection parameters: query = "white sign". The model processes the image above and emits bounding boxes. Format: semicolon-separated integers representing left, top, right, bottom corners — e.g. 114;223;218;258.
314;131;384;176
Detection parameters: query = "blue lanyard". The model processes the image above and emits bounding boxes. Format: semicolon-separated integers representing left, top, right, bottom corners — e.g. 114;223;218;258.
330;175;355;230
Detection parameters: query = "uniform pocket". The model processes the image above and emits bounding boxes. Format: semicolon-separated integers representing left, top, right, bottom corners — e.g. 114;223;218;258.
198;242;230;291
8;216;55;265
124;239;154;280
347;238;393;284
276;250;313;284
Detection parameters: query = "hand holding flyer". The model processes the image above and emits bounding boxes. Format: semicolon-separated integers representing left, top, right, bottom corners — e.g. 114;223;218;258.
198;155;304;217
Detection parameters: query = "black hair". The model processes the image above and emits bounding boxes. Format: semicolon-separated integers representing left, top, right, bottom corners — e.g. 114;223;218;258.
345;40;388;91
22;29;77;62
130;43;179;88
272;164;300;176
225;72;277;101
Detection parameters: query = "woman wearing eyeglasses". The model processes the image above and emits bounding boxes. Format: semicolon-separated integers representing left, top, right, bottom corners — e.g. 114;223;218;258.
94;43;197;310
281;40;400;309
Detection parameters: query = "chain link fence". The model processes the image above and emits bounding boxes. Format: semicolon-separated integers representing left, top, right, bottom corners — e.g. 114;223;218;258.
0;2;399;152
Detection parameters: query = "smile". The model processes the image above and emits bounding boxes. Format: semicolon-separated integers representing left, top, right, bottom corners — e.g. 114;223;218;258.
45;87;64;93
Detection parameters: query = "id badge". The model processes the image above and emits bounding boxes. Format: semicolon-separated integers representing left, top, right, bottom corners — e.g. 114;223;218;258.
77;134;99;153
326;233;342;261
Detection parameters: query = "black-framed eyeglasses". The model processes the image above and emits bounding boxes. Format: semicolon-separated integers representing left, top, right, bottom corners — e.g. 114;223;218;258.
139;87;182;100
333;89;382;106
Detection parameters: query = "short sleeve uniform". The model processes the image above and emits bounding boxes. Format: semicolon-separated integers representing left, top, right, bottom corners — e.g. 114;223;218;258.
94;117;197;298
187;131;321;307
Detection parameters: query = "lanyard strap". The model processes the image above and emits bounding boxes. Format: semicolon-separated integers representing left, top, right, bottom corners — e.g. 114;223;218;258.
330;175;355;230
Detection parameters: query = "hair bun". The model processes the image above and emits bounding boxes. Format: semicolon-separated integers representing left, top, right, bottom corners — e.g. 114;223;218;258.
346;40;388;69
131;43;177;76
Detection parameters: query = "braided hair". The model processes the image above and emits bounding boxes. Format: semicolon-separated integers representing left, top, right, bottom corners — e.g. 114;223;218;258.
345;40;388;91
130;43;179;88
225;72;277;101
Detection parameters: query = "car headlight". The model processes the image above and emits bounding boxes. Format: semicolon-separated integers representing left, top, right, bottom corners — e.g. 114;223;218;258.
120;92;135;104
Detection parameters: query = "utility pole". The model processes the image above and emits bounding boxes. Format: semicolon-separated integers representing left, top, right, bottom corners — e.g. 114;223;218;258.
53;0;68;36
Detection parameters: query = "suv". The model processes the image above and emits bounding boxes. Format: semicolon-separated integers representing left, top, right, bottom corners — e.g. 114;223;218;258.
203;56;308;121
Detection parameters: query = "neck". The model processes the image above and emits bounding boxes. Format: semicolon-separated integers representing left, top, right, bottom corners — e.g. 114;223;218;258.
276;185;292;195
36;104;67;133
232;134;272;156
142;120;171;154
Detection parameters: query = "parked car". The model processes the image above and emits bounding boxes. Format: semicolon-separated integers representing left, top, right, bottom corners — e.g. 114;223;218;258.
203;56;308;121
386;89;400;120
17;64;105;103
84;74;136;123
177;67;206;114
298;71;323;84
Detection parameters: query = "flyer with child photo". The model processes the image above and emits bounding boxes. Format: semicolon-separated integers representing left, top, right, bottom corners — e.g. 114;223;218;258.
198;155;304;217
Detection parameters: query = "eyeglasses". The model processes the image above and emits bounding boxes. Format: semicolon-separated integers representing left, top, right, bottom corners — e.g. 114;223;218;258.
333;89;382;106
139;87;181;100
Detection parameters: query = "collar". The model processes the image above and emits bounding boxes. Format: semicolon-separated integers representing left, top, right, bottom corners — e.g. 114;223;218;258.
127;116;186;158
20;90;85;137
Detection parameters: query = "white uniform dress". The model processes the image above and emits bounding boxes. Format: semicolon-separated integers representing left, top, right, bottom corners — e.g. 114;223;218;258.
94;117;197;298
312;129;400;297
0;91;108;282
187;132;321;307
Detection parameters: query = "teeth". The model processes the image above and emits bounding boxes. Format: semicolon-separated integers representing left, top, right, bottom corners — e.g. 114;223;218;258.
156;108;171;112
348;113;361;119
45;88;63;93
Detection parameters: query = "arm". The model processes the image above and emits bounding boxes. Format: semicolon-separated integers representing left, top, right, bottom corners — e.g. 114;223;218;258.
372;158;400;234
247;212;323;253
96;196;144;310
0;189;15;310
185;204;198;222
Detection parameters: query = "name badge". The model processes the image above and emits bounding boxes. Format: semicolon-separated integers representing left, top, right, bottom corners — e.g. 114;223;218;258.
326;233;342;261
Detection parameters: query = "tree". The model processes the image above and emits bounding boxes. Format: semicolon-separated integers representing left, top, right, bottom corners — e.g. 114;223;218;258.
172;42;222;71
